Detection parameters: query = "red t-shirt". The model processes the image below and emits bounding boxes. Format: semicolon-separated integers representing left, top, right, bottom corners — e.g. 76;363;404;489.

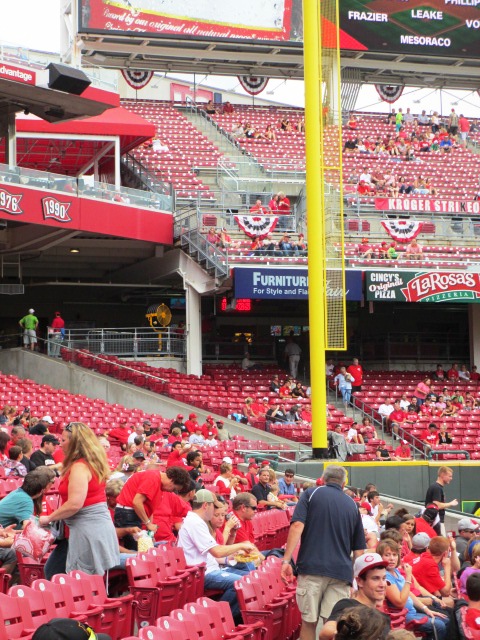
117;469;162;515
411;552;445;593
420;404;433;417
394;445;411;459
202;424;218;438
447;368;459;380
153;492;190;542
185;420;199;434
347;365;363;386
166;449;187;468
53;449;65;464
414;517;437;539
232;515;254;544
108;427;132;445
390;410;406;424
406;411;418;423
466;608;480;631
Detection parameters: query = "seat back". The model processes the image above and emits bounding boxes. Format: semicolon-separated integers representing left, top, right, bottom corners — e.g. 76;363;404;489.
126;556;157;589
31;578;81;620
9;585;57;629
169;608;208;640
0;592;35;640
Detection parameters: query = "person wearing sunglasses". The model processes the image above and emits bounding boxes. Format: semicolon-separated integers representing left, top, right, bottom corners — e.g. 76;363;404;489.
278;469;299;503
39;422;119;578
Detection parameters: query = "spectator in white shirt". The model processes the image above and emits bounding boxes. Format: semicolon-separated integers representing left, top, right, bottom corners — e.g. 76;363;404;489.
178;489;255;621
378;398;394;423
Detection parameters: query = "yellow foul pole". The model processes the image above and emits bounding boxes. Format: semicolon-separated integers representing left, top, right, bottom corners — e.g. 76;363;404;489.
304;0;327;452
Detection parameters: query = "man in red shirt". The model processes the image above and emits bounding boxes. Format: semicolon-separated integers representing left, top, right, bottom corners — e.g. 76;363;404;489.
201;416;218;438
411;536;458;603
470;365;480;382
50;311;65;358
166;441;191;467
107;419;133;449
403;532;431;566
447;363;459;381
251;397;269;417
153;479;196;542
394;440;412;460
420;423;439;450
5;425;26;457
420;398;435;418
230;492;258;544
347;358;363;394
389;400;407;438
185;413;200;434
114;466;190;548
245;461;259;490
249;199;268;215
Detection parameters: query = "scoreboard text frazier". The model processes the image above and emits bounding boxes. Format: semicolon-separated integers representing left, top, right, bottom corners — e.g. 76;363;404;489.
340;0;480;58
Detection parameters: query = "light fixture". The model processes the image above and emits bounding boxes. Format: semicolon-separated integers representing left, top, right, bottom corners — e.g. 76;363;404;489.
70;248;80;253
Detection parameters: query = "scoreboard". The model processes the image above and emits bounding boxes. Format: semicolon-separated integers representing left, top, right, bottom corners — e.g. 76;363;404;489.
78;0;480;59
339;0;480;58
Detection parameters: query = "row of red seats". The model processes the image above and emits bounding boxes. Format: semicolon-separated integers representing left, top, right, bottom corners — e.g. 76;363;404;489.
0;570;132;640
123;596;264;640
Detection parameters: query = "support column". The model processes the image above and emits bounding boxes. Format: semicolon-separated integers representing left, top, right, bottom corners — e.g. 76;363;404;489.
185;284;202;376
469;304;480;368
114;136;121;189
2;113;17;169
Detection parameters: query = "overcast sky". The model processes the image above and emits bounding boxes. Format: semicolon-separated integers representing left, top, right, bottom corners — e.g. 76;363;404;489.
1;1;479;115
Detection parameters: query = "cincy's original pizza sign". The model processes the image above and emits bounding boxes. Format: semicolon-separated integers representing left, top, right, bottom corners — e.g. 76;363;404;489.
366;271;480;303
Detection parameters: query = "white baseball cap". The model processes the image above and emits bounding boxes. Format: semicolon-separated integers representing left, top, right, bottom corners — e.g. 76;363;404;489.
28;308;35;314
354;553;388;579
41;415;54;424
222;456;233;464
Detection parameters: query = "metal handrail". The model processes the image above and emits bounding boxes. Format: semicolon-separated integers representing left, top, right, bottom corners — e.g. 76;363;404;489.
43;326;186;360
428;448;471;460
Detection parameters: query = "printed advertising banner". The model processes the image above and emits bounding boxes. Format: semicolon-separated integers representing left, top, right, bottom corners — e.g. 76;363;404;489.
366;271;480;303
0;184;172;244
79;0;299;42
234;268;362;301
375;198;480;215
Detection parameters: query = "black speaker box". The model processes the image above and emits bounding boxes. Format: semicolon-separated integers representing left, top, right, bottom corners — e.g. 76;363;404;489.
47;63;91;95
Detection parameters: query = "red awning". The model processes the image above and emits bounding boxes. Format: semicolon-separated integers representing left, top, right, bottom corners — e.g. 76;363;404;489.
1;103;155;174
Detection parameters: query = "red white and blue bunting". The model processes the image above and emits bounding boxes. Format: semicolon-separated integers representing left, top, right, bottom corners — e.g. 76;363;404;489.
237;76;269;96
374;84;404;104
381;220;424;243
234;215;278;238
121;69;154;90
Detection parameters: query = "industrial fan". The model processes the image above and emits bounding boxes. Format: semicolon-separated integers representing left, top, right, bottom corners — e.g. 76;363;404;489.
146;303;172;352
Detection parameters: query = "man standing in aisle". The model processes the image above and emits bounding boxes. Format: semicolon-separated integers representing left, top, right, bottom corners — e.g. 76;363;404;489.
347;357;363;395
49;311;65;358
281;465;366;640
425;466;458;535
284;336;302;379
19;308;39;351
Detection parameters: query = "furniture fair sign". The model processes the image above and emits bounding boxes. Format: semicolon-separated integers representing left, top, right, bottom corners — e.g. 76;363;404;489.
366;271;480;303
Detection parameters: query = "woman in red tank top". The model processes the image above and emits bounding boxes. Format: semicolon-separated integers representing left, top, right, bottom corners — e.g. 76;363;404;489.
40;422;119;577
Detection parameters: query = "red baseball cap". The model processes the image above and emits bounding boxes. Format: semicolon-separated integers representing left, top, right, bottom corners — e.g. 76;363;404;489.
189;413;197;419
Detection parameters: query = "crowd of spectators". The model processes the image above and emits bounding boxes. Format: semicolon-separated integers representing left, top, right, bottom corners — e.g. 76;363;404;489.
229;115;305;143
281;464;480;640
345;108;478;201
1;396;480;638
